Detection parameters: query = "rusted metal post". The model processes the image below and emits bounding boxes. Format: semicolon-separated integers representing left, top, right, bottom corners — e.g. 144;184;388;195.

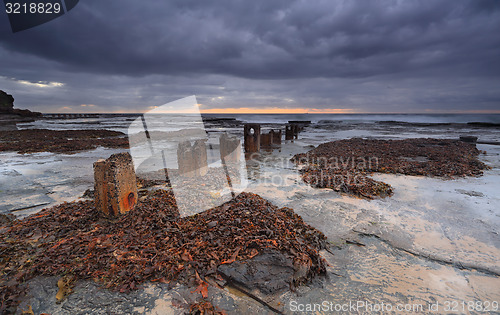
93;152;138;217
244;124;261;152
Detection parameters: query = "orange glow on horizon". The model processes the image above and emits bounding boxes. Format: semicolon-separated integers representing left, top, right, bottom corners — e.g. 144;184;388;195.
200;107;357;114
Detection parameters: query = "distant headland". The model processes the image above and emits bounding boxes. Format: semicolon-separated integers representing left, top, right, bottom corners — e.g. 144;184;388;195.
0;90;42;129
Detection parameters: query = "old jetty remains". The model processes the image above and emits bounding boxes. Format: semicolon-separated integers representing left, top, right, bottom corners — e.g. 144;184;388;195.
93;152;138;216
177;140;208;177
243;123;261;152
244;120;309;152
43;113;101;119
220;133;241;164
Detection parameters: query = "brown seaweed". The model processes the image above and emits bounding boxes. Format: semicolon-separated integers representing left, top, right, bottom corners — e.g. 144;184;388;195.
292;138;489;199
0;129;128;154
0;191;327;313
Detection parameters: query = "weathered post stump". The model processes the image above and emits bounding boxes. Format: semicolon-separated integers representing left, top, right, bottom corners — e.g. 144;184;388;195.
244;124;261;152
94;152;138;217
178;141;194;177
193;139;208;176
270;129;282;145
260;131;273;147
177;140;208;177
220;133;241;163
285;124;294;140
292;124;299;139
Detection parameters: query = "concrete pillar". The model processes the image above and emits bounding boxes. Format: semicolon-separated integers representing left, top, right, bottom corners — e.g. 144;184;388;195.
293;124;299;139
285;125;294;140
244;124;261;152
93;152;138;217
177;141;195;177
220;133;241;164
260;132;273;147
177;140;208;177
270;129;282;145
193;139;208;176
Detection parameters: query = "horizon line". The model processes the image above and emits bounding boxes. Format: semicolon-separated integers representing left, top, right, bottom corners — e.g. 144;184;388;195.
40;111;500;115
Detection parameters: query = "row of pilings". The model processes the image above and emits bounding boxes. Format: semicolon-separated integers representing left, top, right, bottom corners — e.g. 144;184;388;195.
244;121;310;152
93;121;309;216
93;134;242;216
44;113;101;119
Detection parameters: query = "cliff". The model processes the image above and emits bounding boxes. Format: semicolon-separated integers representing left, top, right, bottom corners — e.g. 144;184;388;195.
0;90;14;113
0;90;42;117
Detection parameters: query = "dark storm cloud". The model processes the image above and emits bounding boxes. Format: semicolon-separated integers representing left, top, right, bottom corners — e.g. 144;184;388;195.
2;0;500;79
0;0;499;112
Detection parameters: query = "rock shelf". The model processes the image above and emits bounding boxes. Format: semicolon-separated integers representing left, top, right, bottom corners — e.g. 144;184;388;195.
0;129;128;154
291;138;489;199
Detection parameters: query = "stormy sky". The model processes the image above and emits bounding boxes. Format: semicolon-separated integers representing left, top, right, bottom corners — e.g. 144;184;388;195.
1;0;499;113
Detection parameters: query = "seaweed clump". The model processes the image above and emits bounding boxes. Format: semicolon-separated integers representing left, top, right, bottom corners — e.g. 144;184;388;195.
0;129;128;154
0;191;327;313
292;138;489;199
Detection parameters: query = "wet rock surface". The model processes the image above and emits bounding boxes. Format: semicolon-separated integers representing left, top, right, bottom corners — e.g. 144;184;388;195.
217;250;295;295
17;276;275;315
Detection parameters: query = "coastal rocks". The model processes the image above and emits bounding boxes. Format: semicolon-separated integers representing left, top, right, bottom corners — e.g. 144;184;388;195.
93;152;138;216
460;135;478;143
300;168;393;199
0;90;39;130
0;90;41;117
218;249;315;295
0;129;128;154
218;251;294;295
292;138;490;199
